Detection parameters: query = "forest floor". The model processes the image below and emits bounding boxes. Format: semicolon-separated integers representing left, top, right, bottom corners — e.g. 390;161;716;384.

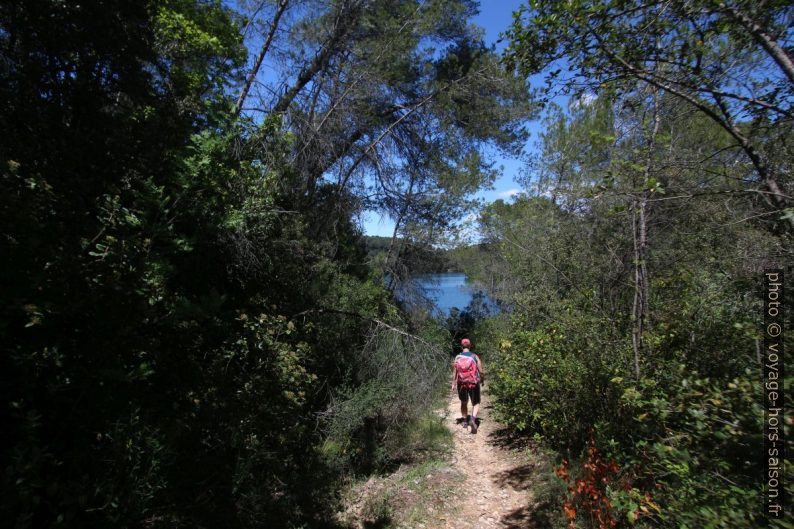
339;388;558;528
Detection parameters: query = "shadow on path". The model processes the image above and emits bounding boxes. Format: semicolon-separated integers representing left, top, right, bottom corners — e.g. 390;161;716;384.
488;427;533;451
500;503;561;529
499;505;534;528
492;463;537;491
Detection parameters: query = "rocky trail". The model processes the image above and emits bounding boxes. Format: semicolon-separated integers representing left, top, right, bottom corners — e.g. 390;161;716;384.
340;388;549;529
437;388;536;529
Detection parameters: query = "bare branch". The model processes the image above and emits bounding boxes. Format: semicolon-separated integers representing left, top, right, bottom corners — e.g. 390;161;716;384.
291;307;446;355
271;0;364;114
718;2;794;85
235;0;289;116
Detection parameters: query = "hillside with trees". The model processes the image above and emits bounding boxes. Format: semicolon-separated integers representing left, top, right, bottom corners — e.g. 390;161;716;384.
364;235;462;276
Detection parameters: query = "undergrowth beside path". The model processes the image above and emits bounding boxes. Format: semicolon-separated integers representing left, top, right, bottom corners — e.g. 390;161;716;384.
338;388;558;529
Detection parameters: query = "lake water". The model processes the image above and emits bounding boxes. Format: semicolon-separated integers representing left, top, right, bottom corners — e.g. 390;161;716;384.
406;273;493;314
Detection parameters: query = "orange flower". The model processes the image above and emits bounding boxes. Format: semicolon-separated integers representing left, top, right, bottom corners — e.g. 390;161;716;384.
555;464;570;481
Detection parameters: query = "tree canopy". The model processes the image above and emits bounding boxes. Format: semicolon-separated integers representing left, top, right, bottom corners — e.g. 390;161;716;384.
1;1;791;528
0;1;529;527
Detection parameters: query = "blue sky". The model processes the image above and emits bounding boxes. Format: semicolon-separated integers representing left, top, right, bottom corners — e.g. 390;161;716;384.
362;0;543;237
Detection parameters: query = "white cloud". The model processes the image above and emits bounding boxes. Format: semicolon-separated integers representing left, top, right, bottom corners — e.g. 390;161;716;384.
569;92;597;111
497;188;521;199
463;212;480;222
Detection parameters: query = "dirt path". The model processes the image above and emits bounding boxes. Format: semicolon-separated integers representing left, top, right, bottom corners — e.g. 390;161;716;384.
435;387;535;529
338;387;544;529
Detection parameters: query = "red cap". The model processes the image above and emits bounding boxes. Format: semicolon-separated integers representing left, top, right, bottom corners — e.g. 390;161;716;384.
461;338;471;347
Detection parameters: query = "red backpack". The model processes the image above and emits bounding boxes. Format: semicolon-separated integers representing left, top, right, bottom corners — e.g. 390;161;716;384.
454;354;479;389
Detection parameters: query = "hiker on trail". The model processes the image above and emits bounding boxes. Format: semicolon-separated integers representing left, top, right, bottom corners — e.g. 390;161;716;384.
452;338;484;434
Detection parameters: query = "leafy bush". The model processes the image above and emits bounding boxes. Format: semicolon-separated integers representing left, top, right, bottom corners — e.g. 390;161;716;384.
604;367;784;528
489;315;791;527
490;320;628;452
0;2;450;526
321;317;452;474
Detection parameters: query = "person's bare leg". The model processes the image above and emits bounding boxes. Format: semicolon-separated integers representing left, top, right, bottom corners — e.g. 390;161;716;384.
469;400;480;433
460;401;468;421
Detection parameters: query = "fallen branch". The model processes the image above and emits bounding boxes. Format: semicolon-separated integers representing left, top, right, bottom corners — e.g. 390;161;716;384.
291;307;446;356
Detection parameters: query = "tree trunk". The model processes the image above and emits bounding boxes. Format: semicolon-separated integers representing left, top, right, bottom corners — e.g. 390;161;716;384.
719;3;794;86
234;0;289;116
384;176;416;291
271;0;362;115
631;197;644;379
631;86;660;379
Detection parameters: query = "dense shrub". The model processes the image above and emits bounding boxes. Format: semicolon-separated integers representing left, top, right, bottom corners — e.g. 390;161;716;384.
489;312;792;528
321;317;452;474
0;2;455;527
490;317;629;452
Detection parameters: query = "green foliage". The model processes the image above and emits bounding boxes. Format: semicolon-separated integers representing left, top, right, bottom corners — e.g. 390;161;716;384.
474;73;792;526
322;317;452;474
489;308;790;527
364;235;461;276
606;368;772;528
504;0;794;230
1;1;470;527
490;322;627;450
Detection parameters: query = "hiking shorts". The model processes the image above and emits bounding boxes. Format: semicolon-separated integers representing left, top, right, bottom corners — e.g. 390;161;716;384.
457;383;480;406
